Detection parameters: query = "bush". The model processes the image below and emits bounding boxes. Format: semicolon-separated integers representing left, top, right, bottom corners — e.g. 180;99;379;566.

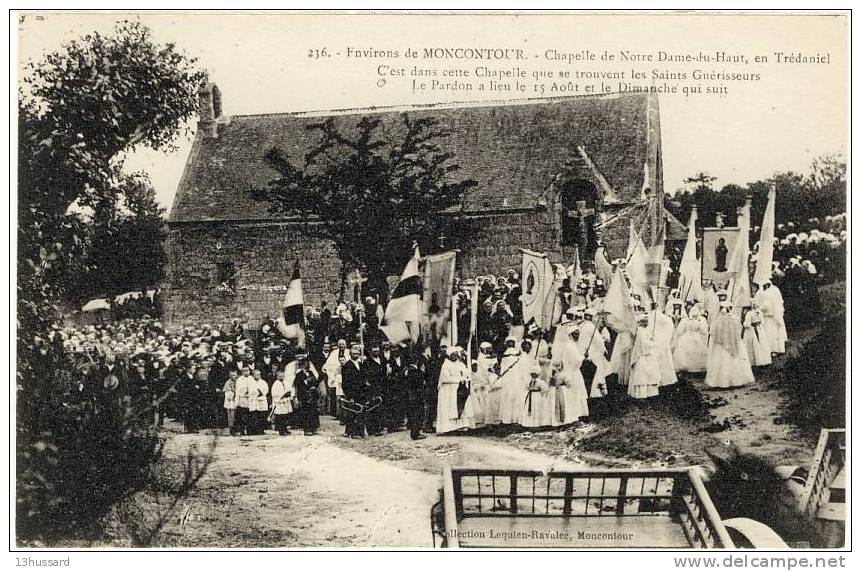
16;345;164;544
777;310;846;440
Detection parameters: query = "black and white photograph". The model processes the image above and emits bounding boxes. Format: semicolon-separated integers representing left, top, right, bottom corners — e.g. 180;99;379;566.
11;9;849;554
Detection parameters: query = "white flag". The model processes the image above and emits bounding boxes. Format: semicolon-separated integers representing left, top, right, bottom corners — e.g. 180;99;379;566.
678;207;704;302
754;186;776;285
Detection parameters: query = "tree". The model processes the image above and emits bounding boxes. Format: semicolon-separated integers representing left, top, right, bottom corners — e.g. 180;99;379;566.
667;157;846;231
683;171;717;193
17;20;204;542
19;19;203;330
67;174;167;304
255;115;478;301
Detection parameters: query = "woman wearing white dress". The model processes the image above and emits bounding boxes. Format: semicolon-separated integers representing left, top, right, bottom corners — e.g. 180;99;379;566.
628;316;662;399
477;343;502;426
436;347;475;434
705;303;756;389
609;298;637;386
673;305;709;374
742;304;773;367
547;360;588;425
754;281;788;354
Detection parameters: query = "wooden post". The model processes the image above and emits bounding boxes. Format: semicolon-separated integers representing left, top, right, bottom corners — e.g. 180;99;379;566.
563;475;574;517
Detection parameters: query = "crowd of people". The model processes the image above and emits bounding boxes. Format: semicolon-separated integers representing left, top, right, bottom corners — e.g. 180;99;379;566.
49;212;838;439
754;215;846;325
48;240;797;440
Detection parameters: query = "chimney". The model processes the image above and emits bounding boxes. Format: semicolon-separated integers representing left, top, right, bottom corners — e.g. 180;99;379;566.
198;82;222;138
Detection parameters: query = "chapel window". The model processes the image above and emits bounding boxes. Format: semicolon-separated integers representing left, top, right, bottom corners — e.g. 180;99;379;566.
215;261;236;293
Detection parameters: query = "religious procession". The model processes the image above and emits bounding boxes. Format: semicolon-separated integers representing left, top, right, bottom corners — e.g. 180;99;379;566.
48;184;825;448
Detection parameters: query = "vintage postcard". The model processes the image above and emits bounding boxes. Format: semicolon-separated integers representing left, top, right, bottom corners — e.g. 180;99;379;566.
13;10;848;553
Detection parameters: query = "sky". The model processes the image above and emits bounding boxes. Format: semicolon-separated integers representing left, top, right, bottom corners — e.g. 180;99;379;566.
17;12;849;212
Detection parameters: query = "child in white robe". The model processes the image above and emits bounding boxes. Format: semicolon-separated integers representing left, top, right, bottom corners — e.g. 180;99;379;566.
547;359;588;425
235;366;254;435
222;370;238;435
521;366;551;429
673;305;709;373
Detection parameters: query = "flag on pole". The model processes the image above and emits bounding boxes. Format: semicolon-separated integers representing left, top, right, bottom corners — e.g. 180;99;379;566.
467;280;479;363
641;161;651;199
728;199;752;308
469;281;479;340
380;244;422;344
604;267;636;335
594;245;614;285
277;260;306;348
422;250;457;344
754;185;777;285
645;215;666;305
678;207;704;303
520;249;556;331
626;219;651;304
447;294;459;347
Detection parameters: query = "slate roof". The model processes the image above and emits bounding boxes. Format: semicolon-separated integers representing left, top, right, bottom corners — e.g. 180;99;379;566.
169;92;661;224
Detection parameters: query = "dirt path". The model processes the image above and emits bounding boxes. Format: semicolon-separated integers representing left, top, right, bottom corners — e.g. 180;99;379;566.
112;417;585;548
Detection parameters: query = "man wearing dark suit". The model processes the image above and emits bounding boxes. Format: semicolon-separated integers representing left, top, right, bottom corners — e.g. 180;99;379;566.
364;345;387;436
340;345;368;438
404;351;428;440
385;344;407;432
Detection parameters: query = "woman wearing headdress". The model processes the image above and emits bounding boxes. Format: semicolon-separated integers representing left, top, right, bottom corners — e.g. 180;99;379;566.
705;303;755;389
753;280;788;355
664;288;685;319
742;302;773;368
673;305;709;374
497;337;527;426
436;347;475;434
477;342;502;426
547;359;588;426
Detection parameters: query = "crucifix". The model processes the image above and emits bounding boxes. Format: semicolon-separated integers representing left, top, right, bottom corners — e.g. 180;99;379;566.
563;199;597;262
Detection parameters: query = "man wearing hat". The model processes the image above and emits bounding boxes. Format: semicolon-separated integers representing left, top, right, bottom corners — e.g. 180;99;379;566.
385;343;408;432
341;345;370;438
364;345;388;436
293;350;321;435
404;348;428;440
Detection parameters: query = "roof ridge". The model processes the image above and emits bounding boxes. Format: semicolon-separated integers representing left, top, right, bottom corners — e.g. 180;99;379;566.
227;91;643;120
